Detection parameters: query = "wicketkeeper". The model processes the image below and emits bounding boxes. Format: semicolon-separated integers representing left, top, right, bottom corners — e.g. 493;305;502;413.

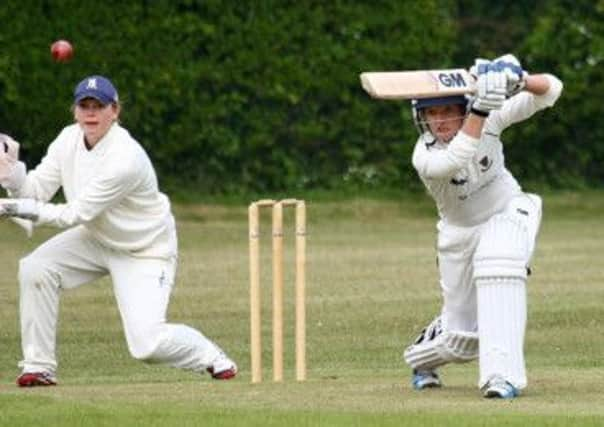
0;75;237;386
402;55;563;398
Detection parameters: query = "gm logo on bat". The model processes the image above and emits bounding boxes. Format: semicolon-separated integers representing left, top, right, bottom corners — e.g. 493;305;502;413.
437;72;468;88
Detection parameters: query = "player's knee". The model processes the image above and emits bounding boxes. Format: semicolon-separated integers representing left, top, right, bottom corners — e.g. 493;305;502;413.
473;214;529;281
128;341;159;362
18;255;56;289
126;325;167;362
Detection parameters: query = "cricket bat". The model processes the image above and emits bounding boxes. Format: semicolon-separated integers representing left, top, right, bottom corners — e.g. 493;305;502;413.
360;68;476;100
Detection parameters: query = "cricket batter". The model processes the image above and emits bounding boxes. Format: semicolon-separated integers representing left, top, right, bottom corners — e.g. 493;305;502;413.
402;56;562;398
0;75;237;386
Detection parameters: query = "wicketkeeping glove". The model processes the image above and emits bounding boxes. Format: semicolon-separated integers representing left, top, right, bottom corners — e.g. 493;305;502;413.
0;133;25;191
0;198;39;221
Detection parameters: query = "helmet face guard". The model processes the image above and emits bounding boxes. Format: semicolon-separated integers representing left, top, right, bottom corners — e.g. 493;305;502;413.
411;96;469;141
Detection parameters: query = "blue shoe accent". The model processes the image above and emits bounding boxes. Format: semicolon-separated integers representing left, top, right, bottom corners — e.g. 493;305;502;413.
482;376;519;399
412;369;442;390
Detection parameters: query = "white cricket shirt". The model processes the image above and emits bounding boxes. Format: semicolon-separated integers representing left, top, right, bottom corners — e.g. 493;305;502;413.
412;74;563;227
15;123;176;258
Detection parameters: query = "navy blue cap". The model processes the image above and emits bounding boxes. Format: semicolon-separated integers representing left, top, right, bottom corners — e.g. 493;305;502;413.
412;95;468;110
74;75;119;105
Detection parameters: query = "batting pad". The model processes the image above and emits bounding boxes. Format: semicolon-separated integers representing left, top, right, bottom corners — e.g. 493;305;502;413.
474;214;530;280
404;329;479;370
476;277;527;390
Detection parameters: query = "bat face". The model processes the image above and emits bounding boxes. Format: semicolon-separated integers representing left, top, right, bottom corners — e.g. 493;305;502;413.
360;69;476;100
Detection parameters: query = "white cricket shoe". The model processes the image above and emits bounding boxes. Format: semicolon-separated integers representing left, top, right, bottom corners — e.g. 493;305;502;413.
482;375;519;399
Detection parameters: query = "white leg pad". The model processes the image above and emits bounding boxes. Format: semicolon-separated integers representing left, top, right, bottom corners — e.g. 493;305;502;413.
476;277;527;390
473;214;530;279
404;317;479;370
473;199;537;390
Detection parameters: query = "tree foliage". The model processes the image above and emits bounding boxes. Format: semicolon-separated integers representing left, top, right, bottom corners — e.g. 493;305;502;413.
0;0;601;194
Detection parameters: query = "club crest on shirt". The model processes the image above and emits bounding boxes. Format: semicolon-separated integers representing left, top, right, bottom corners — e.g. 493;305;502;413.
450;177;467;186
479;155;493;172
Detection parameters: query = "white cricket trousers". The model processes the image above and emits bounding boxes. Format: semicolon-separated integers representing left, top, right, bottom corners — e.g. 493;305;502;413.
18;225;224;376
437;193;542;390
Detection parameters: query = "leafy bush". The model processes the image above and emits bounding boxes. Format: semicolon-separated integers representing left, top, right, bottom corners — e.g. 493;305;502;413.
1;0;601;194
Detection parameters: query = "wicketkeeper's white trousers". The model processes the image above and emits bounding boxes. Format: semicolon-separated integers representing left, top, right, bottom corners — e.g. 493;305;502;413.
18;225;225;376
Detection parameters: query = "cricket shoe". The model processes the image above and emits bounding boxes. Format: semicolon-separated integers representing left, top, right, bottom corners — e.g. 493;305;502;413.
412;369;442;390
207;353;238;380
481;376;519;399
17;371;57;387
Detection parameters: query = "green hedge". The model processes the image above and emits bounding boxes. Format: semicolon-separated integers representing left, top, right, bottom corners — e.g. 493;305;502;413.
0;0;602;194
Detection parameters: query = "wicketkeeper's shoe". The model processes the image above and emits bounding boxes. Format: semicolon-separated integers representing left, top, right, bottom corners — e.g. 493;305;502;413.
207;353;238;380
412;369;442;390
17;371;57;387
481;376;519;399
207;365;237;380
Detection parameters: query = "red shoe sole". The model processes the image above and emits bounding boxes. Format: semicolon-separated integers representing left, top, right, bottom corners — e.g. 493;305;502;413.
17;372;57;387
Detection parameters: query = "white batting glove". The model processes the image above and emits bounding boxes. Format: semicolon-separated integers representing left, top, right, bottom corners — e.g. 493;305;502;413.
469;58;491;79
492;54;527;96
493;53;522;67
471;71;507;115
0;134;25;191
0;198;39;221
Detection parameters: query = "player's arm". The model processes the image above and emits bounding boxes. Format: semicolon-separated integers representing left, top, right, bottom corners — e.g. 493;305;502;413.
412;131;480;179
488;73;563;133
1;153;141;227
480;55;563;133
524;74;552;95
461;113;487;139
40;154;141;227
523;73;564;106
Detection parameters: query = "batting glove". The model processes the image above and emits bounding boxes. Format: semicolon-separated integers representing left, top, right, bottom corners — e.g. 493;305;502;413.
492;54;527;96
0;198;39;221
469;58;491;79
471;70;507;115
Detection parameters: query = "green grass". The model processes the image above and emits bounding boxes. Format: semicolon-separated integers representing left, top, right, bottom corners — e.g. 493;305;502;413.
1;191;603;426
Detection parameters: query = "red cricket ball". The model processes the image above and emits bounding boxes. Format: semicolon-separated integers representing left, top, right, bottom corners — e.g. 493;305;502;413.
51;40;73;62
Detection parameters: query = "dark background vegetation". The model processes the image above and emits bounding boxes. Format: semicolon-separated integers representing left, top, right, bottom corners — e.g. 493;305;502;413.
0;0;601;196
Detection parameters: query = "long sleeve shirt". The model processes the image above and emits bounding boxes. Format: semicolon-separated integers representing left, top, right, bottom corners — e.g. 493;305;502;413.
412;74;563;227
13;123;176;258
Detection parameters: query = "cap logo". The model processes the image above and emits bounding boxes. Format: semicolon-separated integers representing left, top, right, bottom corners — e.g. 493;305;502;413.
86;78;98;90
